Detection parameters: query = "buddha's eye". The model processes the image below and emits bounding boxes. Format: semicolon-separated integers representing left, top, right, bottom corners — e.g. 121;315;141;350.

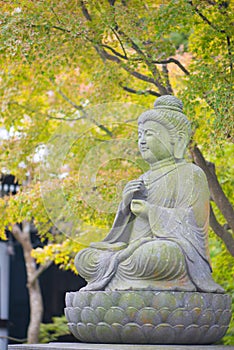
146;129;160;137
145;130;154;136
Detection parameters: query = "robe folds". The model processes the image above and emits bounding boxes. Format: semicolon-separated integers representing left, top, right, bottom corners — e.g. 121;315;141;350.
75;158;224;293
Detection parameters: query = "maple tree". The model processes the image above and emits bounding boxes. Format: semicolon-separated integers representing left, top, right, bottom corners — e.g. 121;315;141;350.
0;0;233;344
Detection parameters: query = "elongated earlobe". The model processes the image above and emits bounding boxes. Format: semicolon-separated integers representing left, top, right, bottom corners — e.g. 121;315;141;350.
174;134;187;159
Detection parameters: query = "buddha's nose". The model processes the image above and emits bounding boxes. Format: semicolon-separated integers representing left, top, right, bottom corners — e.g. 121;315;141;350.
139;133;146;144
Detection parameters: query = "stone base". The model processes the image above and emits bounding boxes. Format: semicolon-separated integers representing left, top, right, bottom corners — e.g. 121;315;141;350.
8;343;234;350
65;291;231;345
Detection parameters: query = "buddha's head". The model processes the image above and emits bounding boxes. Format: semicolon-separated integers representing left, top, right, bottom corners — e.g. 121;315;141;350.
138;95;192;164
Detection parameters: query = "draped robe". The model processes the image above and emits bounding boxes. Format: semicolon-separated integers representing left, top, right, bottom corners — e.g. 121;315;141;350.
75;158;224;293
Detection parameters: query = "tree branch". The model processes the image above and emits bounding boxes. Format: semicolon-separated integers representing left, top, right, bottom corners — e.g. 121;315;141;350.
189;1;232;74
49;78;83;110
46;115;85;121
226;35;233;73
49;79;113;137
123;64;159;85
8;101;85;122
98;47;158;85
79;0;92;21
101;44;128;60
50;3;184;95
162;64;173;95
206;0;217;5
110;27;128;59
28;261;53;287
76;2;170;95
89;119;113;137
120;83;161;97
99;47;168;94
108;0;116;5
152;58;190;76
190;145;234;233
188;0;226;33
116;30;168;94
52;25;71;34
50;7;63;25
147;61;169;95
103;9;169;95
10;95;113;137
11;224;23;243
30;24;71;34
210;204;234;256
51;23;190;80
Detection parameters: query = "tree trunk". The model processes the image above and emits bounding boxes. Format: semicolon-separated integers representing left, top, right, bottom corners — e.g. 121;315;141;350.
26;280;43;343
190;145;234;256
11;222;43;343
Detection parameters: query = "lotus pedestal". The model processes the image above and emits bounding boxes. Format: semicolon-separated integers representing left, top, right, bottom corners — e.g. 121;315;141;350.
65;290;231;344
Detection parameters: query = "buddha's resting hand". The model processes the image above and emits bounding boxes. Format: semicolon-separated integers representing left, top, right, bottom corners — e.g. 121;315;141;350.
122;179;146;207
130;199;150;218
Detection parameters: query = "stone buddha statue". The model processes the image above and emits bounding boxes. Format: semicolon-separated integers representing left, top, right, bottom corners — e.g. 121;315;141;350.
75;95;223;294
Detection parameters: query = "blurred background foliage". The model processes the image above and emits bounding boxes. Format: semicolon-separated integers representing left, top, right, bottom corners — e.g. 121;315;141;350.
0;0;233;344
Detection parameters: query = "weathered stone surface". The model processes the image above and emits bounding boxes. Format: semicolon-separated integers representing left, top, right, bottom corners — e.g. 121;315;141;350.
8;343;234;350
74;96;224;295
65;96;232;345
65;291;231;344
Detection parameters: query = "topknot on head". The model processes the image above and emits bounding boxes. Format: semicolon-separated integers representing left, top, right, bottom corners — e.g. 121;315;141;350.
154;95;183;113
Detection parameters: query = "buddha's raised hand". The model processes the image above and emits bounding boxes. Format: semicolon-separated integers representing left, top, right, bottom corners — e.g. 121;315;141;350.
122;179;145;207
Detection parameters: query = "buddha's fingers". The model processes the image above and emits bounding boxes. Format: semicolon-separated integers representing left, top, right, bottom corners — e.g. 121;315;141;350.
123;185;142;194
124;180;144;193
124;179;144;188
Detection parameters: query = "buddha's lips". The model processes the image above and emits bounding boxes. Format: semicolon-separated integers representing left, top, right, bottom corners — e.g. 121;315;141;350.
140;147;149;152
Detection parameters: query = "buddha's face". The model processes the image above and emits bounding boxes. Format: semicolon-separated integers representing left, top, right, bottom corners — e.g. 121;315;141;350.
138;121;173;164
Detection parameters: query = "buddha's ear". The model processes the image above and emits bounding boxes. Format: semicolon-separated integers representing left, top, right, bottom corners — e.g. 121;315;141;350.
174;132;187;159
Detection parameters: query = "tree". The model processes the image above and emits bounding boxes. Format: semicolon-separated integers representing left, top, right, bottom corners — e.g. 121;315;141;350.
10;222;51;344
0;0;233;344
